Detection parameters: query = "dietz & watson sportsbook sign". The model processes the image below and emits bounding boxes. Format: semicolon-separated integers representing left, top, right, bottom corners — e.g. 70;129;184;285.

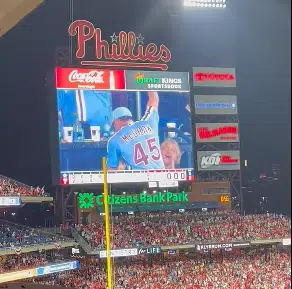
78;192;189;209
68;20;171;70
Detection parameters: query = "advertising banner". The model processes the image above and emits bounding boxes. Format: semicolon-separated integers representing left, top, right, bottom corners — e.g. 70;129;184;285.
194;95;238;115
197;241;250;251
196;123;239;143
0;261;79;284
78;191;189;209
99;248;138;258
125;71;190;92
0;197;21;206
282;238;291;246
138;247;162;255
193;67;236;87
55;68;125;90
197;151;240;171
36;261;79;276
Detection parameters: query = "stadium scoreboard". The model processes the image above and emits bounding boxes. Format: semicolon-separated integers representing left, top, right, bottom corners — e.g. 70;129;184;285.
53;68;194;185
61;169;194;185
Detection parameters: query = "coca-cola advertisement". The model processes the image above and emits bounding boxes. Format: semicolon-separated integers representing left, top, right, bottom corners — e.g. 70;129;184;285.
55;67;193;185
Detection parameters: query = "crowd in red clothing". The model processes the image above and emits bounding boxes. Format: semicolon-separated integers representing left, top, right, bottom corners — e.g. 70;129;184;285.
0;249;68;275
0;175;46;196
0;252;49;273
30;248;291;289
75;211;291;248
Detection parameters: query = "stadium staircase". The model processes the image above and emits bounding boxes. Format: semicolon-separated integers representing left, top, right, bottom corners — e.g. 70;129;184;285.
71;228;93;254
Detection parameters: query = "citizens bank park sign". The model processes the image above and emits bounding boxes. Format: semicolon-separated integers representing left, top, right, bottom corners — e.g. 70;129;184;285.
197;151;241;171
68;20;172;71
196;123;239;143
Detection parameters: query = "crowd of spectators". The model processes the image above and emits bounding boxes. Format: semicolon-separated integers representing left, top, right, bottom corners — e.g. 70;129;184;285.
0;222;69;250
75;211;291;248
0;175;46;196
30;248;291;289
0;252;49;273
0;251;67;273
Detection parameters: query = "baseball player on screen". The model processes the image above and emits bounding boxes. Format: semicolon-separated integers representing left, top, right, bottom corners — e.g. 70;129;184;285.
107;91;165;170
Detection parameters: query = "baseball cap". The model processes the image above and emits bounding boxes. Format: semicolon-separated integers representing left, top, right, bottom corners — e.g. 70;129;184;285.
112;107;132;122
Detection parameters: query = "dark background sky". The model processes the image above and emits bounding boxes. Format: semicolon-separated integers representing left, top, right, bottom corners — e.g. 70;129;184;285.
0;0;290;213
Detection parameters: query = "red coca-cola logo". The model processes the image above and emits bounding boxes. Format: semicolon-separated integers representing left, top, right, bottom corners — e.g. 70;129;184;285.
69;70;105;84
194;72;235;82
68;20;172;71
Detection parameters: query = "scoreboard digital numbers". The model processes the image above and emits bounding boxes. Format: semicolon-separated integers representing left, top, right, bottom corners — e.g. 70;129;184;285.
220;195;230;203
61;169;194;185
55;68;194;185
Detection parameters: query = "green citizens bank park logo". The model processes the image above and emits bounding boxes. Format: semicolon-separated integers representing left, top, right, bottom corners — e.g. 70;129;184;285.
78;192;189;209
135;72;182;89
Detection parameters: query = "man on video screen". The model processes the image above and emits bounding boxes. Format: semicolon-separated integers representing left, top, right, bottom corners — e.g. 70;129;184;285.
107;91;165;170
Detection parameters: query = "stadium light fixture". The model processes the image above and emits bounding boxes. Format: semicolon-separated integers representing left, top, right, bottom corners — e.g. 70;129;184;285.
183;0;227;9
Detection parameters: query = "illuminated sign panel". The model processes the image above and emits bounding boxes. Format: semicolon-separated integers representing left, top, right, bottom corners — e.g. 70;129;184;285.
68;21;171;70
0;197;21;206
99;248;138;258
0;261;79;284
55;68;125;90
196;123;239;143
193;67;236;87
197;151;240;171
125;71;190;92
55;67;194;185
194;95;238;115
78;191;189;209
220;195;230;203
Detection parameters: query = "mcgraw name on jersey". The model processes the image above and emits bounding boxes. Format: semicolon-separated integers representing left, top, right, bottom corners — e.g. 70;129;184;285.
121;124;152;143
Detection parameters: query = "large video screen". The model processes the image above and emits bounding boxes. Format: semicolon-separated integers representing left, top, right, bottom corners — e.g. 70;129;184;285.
54;68;194;185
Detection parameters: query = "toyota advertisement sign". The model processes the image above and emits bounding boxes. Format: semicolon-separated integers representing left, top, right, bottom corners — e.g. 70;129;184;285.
194;95;238;115
197;151;241;171
196;123;239;143
193;67;236;87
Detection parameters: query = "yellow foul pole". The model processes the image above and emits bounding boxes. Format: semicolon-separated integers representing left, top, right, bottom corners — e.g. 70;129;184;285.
102;157;113;289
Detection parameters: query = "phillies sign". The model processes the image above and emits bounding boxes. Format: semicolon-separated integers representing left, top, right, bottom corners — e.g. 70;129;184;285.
197;151;240;171
196;123;239;143
68;20;171;71
193;67;236;87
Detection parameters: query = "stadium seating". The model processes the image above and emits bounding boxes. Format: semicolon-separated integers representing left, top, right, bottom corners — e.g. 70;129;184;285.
0;175;47;196
74;211;291;249
29;248;291;289
0;221;69;250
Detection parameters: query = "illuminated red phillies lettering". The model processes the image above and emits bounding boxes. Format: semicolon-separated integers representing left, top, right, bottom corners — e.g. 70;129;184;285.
220;155;239;164
68;20;171;69
194;72;235;82
198;126;238;139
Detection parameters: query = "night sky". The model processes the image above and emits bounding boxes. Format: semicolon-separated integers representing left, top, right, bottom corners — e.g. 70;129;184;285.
0;0;290;214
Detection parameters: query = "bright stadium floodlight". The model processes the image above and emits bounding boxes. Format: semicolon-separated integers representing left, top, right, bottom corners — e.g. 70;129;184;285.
183;0;227;9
